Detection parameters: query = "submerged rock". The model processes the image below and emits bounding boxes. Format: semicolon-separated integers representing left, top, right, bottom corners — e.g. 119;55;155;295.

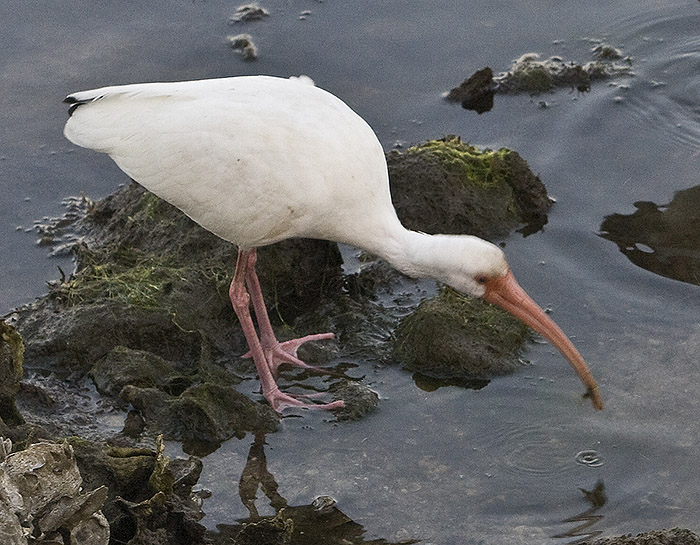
230;3;270;23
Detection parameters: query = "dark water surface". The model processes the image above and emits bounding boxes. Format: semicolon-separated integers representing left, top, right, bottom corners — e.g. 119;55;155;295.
2;1;699;543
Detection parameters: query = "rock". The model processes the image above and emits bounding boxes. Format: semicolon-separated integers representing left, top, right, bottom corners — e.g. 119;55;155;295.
394;288;531;380
0;439;109;545
0;321;24;426
447;47;633;111
67;436;207;545
90;346;189;397
120;382;278;453
328;380;379;421
493;52;633;95
230;3;270;23
228;34;258;60
445;67;495;113
387;136;551;238
582;528;700;545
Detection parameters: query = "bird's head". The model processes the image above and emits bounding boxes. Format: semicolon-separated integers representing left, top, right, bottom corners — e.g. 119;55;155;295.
437;236;603;410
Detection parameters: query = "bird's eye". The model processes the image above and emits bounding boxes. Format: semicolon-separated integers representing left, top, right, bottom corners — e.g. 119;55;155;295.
477;276;488;284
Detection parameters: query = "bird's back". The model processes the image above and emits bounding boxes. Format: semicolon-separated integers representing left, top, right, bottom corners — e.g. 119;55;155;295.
64;76;399;249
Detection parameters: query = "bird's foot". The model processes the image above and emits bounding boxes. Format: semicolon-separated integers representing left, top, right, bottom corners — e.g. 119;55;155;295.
264;387;345;413
243;332;335;376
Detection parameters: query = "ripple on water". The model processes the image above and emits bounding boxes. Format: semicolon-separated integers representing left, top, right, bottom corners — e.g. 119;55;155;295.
603;9;700;152
575;449;604;468
485;422;578;479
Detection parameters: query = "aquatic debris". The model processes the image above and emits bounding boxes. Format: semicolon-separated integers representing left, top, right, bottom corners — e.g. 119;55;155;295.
447;44;633;111
230;3;269;23
227;34;258;60
0;438;109;545
575;449;604;467
592;43;623;60
494;52;633;95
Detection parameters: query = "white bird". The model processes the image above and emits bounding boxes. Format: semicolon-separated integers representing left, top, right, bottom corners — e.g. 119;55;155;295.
63;75;603;412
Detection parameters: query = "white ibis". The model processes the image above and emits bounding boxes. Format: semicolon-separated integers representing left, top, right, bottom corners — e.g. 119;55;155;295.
63;75;603;412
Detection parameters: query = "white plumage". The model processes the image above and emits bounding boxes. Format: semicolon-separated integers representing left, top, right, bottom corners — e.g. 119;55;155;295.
64;75;602;412
65;76;392;250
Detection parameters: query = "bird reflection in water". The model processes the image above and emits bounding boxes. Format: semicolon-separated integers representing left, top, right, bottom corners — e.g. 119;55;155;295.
214;433;418;545
553;481;607;544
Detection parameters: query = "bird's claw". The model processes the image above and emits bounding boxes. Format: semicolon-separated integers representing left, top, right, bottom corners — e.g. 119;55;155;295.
265;388;345;413
242;332;335;376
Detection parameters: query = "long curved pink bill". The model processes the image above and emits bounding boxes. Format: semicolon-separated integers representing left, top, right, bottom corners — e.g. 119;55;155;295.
483;270;603;410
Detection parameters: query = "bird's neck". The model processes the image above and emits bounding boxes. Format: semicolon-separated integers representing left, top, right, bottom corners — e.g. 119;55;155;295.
363;227;458;285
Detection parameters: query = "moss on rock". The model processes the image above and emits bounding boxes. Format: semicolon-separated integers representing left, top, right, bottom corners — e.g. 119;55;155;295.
394;288;531;379
0;321;25;426
388;136;550;238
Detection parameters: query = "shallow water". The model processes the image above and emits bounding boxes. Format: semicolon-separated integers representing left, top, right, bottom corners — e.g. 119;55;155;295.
2;1;700;543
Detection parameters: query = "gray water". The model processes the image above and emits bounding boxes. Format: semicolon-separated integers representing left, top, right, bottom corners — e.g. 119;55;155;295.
2;1;699;543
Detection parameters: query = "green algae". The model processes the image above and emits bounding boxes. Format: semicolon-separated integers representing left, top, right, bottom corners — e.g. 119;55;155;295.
388;136;551;238
406;138;512;190
1;320;24;381
0;320;25;426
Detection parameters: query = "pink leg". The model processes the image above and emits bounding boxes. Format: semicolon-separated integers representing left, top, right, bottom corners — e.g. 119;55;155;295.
243;249;335;377
230;249;343;412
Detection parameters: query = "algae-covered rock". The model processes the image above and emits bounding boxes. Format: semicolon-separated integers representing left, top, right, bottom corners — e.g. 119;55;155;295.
387;136;551;238
328;380;379;421
120;381;278;452
394;288;531;379
91;346;190;397
447;46;633;110
10;181;340;442
0;321;24;426
494;50;632;95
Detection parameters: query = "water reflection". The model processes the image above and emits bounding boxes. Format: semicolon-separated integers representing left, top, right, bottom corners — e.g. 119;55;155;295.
600;186;700;285
213;433;417;545
553;481;606;544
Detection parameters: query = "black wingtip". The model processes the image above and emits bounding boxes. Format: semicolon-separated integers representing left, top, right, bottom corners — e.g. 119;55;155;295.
64;96;83;117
